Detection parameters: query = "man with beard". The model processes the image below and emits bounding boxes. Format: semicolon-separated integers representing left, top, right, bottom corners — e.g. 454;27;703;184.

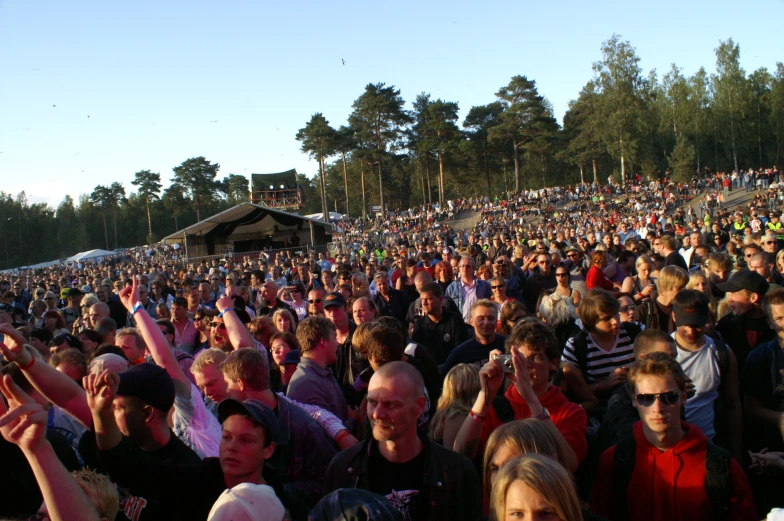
324;362;481;521
257;281;296;321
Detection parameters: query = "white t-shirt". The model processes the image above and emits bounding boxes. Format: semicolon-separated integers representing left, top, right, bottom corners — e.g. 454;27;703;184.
673;333;720;440
172;383;222;458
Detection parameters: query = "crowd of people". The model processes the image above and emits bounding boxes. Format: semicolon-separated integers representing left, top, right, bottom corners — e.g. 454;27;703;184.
2;167;784;521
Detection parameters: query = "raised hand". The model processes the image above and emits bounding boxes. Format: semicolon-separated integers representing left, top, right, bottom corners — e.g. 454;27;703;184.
215;295;233;314
83;370;120;414
0;324;33;367
118;275;141;313
0;374;48;453
511;345;535;400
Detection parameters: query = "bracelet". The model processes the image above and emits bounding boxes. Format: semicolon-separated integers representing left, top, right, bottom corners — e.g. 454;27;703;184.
132;301;144;315
18;356;35;371
637;292;643;299
218;309;230;318
335;430;350;443
469;410;486;423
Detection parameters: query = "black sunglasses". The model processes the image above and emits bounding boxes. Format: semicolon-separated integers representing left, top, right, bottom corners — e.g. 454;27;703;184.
308;299;323;304
490;285;504;290
634;391;681;407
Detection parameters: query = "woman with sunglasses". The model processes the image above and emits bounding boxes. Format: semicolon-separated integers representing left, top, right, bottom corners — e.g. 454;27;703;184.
553;267;580;307
192;309;212;354
616;293;636;323
282;283;308;321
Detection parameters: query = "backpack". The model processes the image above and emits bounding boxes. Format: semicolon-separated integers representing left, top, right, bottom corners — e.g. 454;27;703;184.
611;434;732;521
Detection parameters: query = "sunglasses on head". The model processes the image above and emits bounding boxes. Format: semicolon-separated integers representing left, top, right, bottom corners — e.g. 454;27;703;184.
634;391;681;407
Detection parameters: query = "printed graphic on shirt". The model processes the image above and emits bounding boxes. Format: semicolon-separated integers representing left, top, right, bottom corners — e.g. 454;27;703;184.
386;489;420;521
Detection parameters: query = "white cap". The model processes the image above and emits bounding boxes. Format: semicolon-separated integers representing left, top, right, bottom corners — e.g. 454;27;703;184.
207;484;284;521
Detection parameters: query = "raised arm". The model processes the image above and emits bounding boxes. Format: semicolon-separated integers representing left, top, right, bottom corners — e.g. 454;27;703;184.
119;278;190;397
83;370;123;452
0;325;92;428
215;295;255;350
0;376;101;521
453;355;504;459
279;394;358;450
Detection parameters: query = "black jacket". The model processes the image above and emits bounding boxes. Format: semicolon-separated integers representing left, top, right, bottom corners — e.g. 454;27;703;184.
324;436;482;521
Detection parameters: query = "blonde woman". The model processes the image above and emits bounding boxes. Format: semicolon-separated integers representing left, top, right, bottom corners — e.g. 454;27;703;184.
351;272;370;298
430;364;481;450
490;454;582;521
271;308;296;334
686;270;718;321
622;255;656;305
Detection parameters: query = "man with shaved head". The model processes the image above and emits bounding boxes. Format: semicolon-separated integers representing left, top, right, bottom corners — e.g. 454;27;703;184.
324;361;481;521
257;281;296;322
88;302;110;330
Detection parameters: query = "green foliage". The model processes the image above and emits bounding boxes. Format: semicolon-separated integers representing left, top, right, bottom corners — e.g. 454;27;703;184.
669;135;696;182
171;156;220;221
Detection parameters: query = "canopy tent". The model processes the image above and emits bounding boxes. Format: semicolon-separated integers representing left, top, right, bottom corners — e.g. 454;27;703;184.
161;202;332;260
304;212;346;221
66;249;117;262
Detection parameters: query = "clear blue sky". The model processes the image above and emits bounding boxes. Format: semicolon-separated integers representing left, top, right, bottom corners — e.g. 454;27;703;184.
1;0;782;207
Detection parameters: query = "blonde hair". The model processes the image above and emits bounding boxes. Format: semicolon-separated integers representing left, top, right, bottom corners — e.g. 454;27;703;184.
71;468;120;521
351;321;376;355
191;348;228;374
430;364;480;443
271;308;296;334
656;265;689;294
686;270;718;319
483;419;575;493
489;454;582;521
716;297;732;321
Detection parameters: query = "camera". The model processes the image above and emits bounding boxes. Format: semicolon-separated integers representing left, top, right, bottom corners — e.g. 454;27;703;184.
493;353;515;374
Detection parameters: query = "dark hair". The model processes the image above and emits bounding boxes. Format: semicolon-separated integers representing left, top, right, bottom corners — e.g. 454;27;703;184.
30;328;53;344
672;288;709;314
578;289;621;332
506;318;560;362
50;333;82;350
418;282;443;298
365;325;405;367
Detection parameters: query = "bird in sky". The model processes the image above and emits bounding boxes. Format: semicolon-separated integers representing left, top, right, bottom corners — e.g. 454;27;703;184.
87;115;90;118
209;120;218;123
74;152;80;156
342;59;345;65
52;104;56;108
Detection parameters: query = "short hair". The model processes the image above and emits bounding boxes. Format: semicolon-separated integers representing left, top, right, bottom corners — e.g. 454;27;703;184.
506;318;560;363
374;316;407;339
578;289;620;332
627;351;687;394
418;282;443;298
365;325;405;366
538;293;577;328
763;287;784;322
372;360;424;399
191;348;228;374
490;454;581;521
296;316;335;354
351;321;376;355
657;265;689;294
633;329;676;358
707;252;733;272
470;298;497;317
220;348;270;391
115;327;146;352
659;235;677;251
269;331;301;356
30;327;53;344
71;469;120;521
49;348;87;375
156;319;175;337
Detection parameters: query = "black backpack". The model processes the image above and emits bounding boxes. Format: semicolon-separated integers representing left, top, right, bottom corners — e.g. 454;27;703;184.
611;434;732;521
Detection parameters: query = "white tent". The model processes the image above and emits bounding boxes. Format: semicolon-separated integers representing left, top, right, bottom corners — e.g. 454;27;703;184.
66;249;116;262
304;212;345;221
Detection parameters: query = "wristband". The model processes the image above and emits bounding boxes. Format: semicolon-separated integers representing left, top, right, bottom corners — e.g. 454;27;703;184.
335;430;350;444
132;301;144;315
469;410;486;423
637;292;643;299
18;356;35;371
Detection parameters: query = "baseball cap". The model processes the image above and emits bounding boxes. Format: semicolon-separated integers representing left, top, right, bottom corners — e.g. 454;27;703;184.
207;483;284;521
94;317;117;337
67;288;84;297
672;300;710;327
308;489;403;521
218;399;280;444
282;350;301;366
716;270;769;296
101;278;113;287
117;363;175;413
323;292;347;309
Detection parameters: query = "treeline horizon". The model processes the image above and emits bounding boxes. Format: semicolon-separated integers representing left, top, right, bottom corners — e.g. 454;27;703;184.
1;34;783;269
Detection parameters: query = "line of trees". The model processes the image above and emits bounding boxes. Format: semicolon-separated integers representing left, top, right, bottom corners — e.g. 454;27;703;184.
1;35;783;268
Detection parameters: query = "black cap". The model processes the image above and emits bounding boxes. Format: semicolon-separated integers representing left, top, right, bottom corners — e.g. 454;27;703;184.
117;364;175;413
218;399;280;444
717;270;769;296
94;317;117;336
282;349;301;366
672;300;710;327
323;292;347;309
67;288;83;297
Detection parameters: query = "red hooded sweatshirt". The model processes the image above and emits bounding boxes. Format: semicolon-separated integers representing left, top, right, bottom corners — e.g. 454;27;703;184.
591;421;757;521
480;384;588;466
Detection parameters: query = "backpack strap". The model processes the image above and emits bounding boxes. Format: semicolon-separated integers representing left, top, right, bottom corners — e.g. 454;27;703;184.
704;443;733;521
492;394;515;424
621;321;642;343
611;435;636;521
569;330;590;376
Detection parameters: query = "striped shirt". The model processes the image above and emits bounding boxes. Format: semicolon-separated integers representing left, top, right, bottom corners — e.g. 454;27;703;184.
561;325;636;384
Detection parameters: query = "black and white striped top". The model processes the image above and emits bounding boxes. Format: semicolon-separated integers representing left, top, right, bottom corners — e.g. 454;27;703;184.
561;325;636;383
